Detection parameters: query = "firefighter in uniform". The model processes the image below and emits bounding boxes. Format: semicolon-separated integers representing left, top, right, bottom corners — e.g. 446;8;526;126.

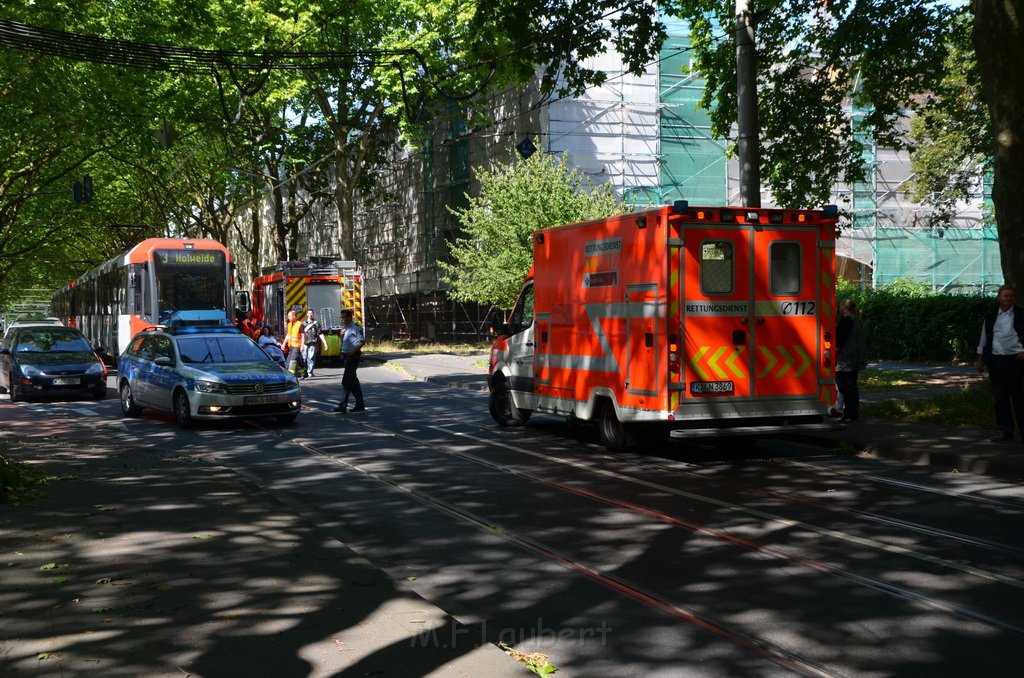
281;310;304;378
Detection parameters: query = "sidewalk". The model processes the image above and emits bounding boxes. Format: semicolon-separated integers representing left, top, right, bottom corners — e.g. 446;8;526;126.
370;352;1024;484
812;361;1024;483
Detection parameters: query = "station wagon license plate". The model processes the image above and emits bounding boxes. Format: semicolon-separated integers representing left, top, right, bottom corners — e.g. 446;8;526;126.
244;395;281;405
52;377;81;386
690;380;734;395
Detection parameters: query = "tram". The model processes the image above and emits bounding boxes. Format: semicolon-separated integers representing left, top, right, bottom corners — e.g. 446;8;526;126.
51;238;235;363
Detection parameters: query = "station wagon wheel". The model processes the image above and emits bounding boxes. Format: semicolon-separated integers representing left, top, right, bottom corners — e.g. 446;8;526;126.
488;380;529;427
119;380;141;416
173;389;194;429
598;401;629;452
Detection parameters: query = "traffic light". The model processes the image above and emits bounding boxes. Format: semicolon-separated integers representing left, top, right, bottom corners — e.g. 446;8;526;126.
71;174;93;203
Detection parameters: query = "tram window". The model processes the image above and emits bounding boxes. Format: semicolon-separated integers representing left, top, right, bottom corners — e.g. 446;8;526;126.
701;241;734;295
770;242;801;295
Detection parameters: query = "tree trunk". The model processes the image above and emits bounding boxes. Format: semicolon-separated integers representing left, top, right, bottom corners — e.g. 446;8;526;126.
974;0;1024;288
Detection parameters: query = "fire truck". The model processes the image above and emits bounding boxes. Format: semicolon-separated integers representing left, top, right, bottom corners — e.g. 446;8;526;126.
240;260;364;361
488;201;840;451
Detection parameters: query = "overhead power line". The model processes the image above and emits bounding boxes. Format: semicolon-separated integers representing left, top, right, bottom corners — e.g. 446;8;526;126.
0;18;496;122
0;18;417;72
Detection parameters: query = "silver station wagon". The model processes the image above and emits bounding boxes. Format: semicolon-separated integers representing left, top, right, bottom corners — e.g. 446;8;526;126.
117;324;301;428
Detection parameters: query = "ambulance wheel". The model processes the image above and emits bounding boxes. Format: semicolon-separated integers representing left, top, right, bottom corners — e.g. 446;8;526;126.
489;380;530;427
598;402;629;451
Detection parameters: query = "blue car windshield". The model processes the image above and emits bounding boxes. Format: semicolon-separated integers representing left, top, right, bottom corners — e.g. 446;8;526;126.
176;336;271;364
16;330;92;353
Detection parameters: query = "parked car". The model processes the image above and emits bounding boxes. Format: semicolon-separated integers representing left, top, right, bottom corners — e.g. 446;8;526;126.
0;325;107;402
117;324;301;428
2;316;62;338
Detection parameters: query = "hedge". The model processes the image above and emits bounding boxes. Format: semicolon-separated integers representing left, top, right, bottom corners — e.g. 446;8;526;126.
836;279;993;363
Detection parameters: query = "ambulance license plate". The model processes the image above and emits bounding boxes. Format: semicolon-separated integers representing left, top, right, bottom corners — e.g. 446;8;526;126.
245;395;281;405
52;377;81;386
690;381;734;394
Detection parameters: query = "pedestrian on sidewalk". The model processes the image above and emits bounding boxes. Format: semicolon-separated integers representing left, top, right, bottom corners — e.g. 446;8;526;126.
976;284;1024;443
333;309;366;413
836;298;866;423
301;309;323;378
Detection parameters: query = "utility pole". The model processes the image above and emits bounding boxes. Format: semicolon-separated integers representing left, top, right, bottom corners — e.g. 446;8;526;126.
736;0;761;207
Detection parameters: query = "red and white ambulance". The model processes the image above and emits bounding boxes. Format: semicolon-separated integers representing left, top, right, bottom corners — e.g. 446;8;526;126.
488;201;840;450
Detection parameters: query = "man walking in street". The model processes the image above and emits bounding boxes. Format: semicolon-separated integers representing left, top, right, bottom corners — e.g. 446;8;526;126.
333;308;366;413
976;284;1024;442
300;309;322;378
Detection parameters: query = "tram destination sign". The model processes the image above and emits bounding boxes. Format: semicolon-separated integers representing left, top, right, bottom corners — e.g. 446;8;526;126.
156;249;225;267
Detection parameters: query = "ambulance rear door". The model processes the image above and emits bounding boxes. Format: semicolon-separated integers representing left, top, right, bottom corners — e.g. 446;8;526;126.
750;225;822;399
681;224;754;401
680;215;823;413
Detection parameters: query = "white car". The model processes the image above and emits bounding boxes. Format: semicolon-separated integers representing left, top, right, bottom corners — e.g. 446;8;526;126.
3;317;62;338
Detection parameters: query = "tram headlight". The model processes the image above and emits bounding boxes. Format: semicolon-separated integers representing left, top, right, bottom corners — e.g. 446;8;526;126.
195;379;228;393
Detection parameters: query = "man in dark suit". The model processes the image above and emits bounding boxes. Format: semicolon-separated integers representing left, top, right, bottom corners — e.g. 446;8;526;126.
977;285;1024;442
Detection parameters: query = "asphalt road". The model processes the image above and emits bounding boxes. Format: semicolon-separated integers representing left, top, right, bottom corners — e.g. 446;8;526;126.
4;360;1024;677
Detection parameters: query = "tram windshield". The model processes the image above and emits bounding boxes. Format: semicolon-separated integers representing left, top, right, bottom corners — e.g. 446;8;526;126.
153;249;228;320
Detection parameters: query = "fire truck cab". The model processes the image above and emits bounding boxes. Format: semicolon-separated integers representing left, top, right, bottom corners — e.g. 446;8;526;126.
488;201;840;451
241;260;364;361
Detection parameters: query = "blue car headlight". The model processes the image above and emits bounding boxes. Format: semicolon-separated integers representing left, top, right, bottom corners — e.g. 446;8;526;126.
86;362;105;376
195;379;228;394
20;364;43;377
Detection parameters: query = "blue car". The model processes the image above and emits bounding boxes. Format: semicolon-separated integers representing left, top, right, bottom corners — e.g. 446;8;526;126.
0;324;108;402
117;325;301;428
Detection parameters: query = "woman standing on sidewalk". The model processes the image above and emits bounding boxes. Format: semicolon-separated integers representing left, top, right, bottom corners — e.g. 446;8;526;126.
836;298;866;423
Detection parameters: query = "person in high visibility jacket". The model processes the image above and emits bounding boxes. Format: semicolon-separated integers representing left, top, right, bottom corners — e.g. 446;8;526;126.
282;310;304;377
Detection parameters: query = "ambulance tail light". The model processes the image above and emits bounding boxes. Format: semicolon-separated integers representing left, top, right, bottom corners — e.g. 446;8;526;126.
668;335;680;373
823;331;832;367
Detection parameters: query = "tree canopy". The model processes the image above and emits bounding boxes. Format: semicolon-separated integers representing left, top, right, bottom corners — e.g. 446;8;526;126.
440;145;622;308
0;0;665;309
3;0;1023;309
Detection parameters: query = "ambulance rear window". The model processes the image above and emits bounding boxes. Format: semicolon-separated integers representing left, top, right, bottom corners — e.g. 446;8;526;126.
770;242;802;295
701;241;733;294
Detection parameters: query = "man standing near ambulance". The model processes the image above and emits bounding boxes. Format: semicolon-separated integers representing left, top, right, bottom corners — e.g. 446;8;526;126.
977;285;1024;443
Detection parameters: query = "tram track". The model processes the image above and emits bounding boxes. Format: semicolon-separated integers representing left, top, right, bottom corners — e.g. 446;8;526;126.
417;415;1024;578
18;387;1024;673
276;415;1024;642
279;421;846;677
438;411;1024;563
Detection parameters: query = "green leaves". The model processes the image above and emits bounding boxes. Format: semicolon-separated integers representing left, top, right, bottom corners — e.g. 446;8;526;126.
441;141;623;308
670;0;959;207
